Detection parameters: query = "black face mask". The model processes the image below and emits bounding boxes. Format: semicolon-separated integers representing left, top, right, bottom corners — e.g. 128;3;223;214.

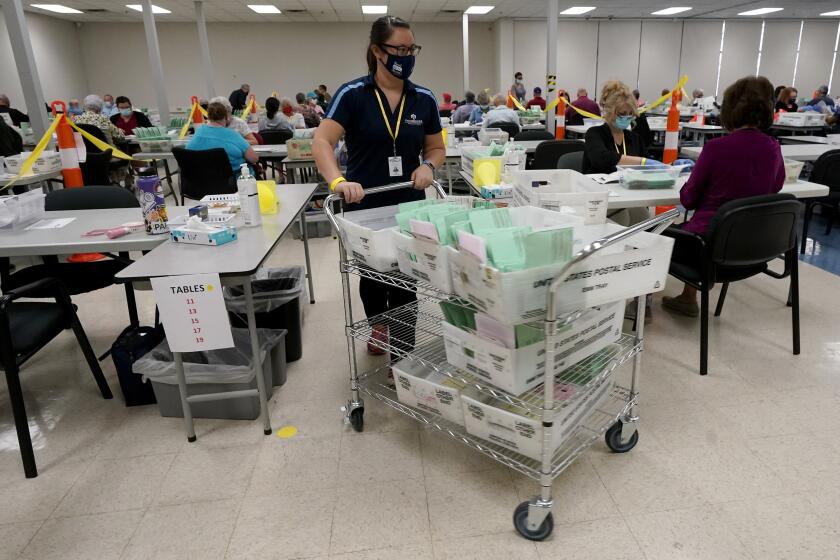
380;52;415;80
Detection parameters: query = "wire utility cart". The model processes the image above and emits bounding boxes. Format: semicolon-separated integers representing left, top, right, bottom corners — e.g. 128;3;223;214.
324;181;678;541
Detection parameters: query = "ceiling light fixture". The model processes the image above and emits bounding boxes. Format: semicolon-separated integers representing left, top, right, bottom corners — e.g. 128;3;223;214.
821;10;840;16
126;4;171;14
651;7;692;16
362;5;388;14
30;4;83;13
465;5;494;14
737;7;783;16
560;6;596;15
248;4;281;14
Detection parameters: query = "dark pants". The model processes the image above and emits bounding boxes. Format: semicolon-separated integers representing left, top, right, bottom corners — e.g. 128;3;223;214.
359;276;417;353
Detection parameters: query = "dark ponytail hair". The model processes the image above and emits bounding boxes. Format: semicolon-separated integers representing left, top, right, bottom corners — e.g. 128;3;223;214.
265;97;280;120
366;15;411;75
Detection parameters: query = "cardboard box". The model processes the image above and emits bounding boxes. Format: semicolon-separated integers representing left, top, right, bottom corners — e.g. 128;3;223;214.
442;300;623;395
335;205;400;272
392;358;466;425
286;138;313;159
510;169;609;225
393;230;454;292
461;370;615;460
449;222;673;323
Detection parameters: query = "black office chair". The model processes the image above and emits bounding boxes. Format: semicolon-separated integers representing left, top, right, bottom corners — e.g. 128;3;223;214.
495;122;521;139
80;148;113;186
800;149;840;253
75;123;131;187
556;151;584;172
439;109;453;118
1;277;113;478
259;129;293;180
664;194;800;375
172;146;236;200
565;109;584;127
1;186;139;317
514;129;554;142
632;114;655;150
530;140;585;170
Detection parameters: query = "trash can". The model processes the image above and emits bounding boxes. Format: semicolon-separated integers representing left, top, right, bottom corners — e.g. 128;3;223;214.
133;328;285;420
224;266;304;362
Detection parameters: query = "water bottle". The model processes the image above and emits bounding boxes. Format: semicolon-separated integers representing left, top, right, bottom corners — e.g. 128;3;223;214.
136;167;168;235
237;164;261;227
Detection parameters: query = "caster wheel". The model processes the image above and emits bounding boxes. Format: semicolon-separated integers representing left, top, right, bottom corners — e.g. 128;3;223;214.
605;421;638;453
349;408;364;432
513;501;553;541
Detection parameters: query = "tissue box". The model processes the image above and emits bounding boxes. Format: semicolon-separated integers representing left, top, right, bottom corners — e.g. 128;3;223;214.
479;184;513;199
392;358;466;425
170;225;238;246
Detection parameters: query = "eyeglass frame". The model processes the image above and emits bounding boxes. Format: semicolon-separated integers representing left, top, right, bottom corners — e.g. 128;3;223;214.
379;42;422;56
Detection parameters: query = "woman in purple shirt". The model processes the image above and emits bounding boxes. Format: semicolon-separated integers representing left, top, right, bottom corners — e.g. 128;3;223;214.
663;76;785;317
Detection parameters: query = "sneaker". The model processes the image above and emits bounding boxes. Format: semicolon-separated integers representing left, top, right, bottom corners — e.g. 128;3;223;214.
367;324;388;355
662;296;700;318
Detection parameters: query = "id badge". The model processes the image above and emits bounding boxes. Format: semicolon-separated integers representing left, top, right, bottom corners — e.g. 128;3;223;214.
388;156;403;177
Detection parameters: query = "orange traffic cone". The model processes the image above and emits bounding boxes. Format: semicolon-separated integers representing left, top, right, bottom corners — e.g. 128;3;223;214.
655;205;676;215
51;101;83;188
507;90;514;109
190;95;203;124
555;96;566;140
663;91;680;164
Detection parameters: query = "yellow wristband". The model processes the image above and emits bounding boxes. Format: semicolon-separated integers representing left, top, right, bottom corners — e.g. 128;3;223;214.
641;158;647;166
329;176;346;191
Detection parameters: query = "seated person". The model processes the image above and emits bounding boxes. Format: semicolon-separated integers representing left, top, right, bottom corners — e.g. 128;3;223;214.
281;97;306;129
582;80;659;174
662;76;785;317
451;90;476;124
439;92;457;113
468;91;491;124
0;116;23;157
67;99;83;117
775;87;798;113
258;97;294;133
209;96;258;145
0;94;29;127
481;93;520;129
186;100;259;173
526;87;546;110
73;94;125;144
295;92;321;128
110;96;152;135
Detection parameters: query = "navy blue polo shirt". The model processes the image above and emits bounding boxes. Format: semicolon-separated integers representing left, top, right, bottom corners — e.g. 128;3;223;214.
325;74;442;209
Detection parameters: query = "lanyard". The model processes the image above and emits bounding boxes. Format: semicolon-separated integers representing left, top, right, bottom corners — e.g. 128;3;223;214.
614;132;627;156
374;89;406;156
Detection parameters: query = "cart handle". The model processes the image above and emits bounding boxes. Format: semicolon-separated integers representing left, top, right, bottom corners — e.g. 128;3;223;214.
545;207;680;322
323;179;447;237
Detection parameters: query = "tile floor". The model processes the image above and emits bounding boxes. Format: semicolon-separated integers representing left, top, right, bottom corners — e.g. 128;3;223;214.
1;231;840;560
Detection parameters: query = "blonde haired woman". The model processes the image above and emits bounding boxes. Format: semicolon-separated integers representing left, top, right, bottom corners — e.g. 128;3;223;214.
582;80;663;174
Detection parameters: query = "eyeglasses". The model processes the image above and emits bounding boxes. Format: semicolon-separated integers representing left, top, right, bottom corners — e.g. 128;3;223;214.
380;43;422;56
616;111;635;117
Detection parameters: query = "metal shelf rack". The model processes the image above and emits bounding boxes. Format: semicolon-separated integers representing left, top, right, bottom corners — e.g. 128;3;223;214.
323;180;678;541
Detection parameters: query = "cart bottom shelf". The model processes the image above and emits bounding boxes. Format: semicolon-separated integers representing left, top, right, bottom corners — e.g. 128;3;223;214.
355;365;636;482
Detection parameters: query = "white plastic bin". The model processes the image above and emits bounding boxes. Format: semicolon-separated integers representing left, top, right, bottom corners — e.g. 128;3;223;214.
510;169;609;225
0;190;46;230
393;357;466;425
393;230;454;292
442;300;623;395
448;221;674;323
334;205;400;271
783;159;804;183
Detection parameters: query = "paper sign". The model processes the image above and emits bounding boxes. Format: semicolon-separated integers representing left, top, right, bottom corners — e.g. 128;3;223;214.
26;217;76;230
151;273;234;352
73;132;87;163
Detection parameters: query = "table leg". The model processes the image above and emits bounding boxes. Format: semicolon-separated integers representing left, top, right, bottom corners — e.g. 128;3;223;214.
243;279;272;435
299;208;316;304
446;160;453;195
173;352;196;442
120;252;140;328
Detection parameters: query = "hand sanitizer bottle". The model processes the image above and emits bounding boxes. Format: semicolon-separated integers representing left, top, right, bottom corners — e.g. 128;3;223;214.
236;164;261;227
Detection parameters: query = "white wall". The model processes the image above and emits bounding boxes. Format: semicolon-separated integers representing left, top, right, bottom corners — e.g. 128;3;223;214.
637;21;682;102
795;20;838;91
0;11;88;112
76;21;494;109
760;21;801;88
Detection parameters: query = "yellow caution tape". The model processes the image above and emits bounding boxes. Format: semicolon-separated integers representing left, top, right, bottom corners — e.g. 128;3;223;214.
2;115;62;191
67;120;135;160
508;94;527;112
178;103;197;140
240;98;256;120
638;75;689;114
